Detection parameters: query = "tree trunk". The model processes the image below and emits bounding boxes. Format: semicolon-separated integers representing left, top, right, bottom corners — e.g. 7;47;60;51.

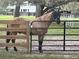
14;2;20;17
36;4;45;17
36;4;41;17
40;5;45;16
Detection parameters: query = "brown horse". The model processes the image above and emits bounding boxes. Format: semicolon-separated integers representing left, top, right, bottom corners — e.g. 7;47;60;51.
30;9;61;53
5;18;27;51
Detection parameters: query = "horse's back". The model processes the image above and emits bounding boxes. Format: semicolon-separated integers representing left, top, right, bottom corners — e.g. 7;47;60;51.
8;18;29;28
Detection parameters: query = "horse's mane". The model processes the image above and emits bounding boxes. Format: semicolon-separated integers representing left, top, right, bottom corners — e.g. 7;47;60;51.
43;8;53;15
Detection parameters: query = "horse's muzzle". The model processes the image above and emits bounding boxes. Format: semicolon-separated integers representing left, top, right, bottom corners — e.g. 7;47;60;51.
56;19;60;24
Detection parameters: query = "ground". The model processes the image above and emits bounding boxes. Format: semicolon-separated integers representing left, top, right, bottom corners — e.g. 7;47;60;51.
0;51;79;59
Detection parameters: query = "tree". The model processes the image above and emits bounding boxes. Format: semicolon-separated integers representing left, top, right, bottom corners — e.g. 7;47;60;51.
0;0;26;17
60;2;79;15
28;0;79;17
0;0;79;17
14;0;21;17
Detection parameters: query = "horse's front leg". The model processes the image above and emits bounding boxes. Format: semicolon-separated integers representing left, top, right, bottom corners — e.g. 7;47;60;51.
38;35;44;53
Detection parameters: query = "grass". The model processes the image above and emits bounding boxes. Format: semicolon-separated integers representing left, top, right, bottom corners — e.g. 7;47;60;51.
47;29;79;35
0;15;35;20
0;51;79;59
47;22;79;34
61;16;79;20
0;15;79;20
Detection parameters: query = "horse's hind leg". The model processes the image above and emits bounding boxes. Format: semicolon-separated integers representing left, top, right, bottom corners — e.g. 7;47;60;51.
12;32;17;51
5;31;11;51
6;39;10;51
12;39;17;51
38;35;44;53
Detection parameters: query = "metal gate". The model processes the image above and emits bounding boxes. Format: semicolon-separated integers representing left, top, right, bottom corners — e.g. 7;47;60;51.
30;20;79;53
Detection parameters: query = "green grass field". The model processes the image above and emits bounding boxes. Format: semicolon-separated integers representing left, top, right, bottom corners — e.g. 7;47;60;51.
0;15;35;20
0;15;79;20
60;16;79;20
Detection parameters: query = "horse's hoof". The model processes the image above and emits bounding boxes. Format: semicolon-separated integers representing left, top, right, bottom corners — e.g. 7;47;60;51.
14;47;18;51
5;47;8;51
39;50;43;53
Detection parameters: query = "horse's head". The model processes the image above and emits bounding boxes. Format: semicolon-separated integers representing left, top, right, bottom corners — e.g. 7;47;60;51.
45;7;61;24
51;8;61;24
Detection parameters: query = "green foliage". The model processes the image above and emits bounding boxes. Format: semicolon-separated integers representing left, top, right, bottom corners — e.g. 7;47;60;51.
0;9;6;15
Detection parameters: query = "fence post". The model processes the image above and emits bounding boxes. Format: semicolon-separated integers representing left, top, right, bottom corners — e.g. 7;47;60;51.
30;22;32;53
26;21;30;53
63;21;66;51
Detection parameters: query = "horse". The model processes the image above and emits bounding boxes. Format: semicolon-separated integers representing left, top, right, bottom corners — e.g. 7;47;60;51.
30;8;61;53
5;18;27;51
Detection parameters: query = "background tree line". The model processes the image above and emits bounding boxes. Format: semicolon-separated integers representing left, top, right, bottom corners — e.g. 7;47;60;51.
0;0;79;17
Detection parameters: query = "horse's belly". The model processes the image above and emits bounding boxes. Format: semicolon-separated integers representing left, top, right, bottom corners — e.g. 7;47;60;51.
32;29;47;35
31;21;50;35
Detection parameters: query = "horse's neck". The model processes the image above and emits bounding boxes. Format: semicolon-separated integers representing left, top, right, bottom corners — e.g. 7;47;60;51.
31;12;52;28
36;12;52;22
